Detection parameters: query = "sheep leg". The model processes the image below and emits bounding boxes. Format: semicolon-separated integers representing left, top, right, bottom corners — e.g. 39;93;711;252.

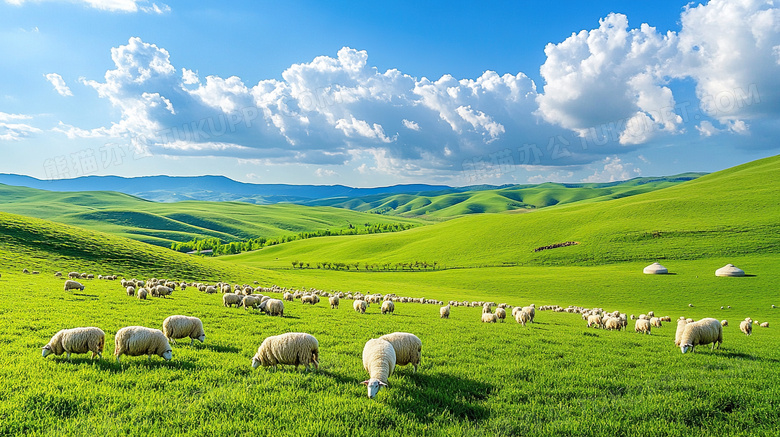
66;352;71;361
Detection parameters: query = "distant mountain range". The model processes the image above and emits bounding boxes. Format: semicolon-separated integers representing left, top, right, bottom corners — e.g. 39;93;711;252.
0;174;455;204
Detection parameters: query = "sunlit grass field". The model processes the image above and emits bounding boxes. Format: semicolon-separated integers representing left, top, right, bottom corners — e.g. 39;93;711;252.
0;254;778;436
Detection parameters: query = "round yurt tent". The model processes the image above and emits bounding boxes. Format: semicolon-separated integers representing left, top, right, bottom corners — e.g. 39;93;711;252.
643;262;668;274
715;264;745;277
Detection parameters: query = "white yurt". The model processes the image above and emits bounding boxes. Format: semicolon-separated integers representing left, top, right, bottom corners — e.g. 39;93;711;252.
643;262;669;274
715;264;745;277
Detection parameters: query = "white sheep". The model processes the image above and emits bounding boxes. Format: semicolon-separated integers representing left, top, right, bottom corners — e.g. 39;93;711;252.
587;314;602;328
361;338;396;399
251;332;319;371
223;293;243;308
495;307;506;322
114;326;172;363
126;286;135;297
259;298;285;317
635;318;651;334
674;319;689;346
137;288;148;300
680;318;723;353
603;317;623;331
740;318;753;336
381;300;395;315
522;305;536;323
329;295;339;309
760;322;769;328
283;292;293;302
162;315;205;346
721;320;728;327
243;295;261;310
650;317;662;328
64;280;84;291
154;285;173;298
379;332;421;372
42;327;105;361
301;294;319;305
515;310;530;326
353;300;367;314
440;305;450;319
482;313;497;323
204;286;217;294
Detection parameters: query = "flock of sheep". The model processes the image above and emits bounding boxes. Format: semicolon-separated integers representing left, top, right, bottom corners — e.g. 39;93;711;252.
31;266;776;400
42;315;204;363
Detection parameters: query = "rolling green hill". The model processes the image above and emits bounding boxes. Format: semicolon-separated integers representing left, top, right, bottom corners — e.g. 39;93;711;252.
0;185;422;248
304;174;704;218
223;156;779;269
0;210;275;281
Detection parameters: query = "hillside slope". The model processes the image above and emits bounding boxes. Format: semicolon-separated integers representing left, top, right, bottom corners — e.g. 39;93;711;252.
223;155;780;268
303;174;703;218
0;211;276;281
0;186;421;247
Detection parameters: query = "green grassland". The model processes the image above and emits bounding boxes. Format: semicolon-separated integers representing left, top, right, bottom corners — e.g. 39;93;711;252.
305;174;702;218
0;256;778;436
0;156;778;436
0;185;421;248
223;156;779;269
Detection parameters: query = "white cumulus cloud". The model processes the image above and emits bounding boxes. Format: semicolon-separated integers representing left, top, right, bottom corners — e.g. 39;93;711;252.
582;156;641;183
44;73;73;96
5;0;169;13
0;112;41;141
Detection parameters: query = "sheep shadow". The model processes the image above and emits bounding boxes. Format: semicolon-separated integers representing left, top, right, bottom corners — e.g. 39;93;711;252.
719;350;780;363
50;357;197;372
388;372;491;423
71;293;99;299
201;343;242;354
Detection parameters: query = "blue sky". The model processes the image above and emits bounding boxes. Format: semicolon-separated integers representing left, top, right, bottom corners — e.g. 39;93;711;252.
1;0;778;186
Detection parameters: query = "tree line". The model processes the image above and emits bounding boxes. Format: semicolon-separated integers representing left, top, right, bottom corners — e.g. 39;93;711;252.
291;260;441;271
170;222;416;256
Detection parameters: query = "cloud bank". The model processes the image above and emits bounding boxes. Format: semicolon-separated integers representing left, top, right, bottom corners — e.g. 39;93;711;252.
56;0;780;177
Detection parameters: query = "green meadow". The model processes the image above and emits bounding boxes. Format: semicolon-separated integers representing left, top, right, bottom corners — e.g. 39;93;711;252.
0;185;422;248
0;155;778;436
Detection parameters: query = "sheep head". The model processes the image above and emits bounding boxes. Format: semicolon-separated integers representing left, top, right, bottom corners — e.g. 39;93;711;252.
680;343;693;354
42;345;53;358
361;379;388;399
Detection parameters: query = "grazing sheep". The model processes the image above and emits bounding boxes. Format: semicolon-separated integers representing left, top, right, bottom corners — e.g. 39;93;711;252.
22;268;29;274
522;305;536;323
482;303;492;314
114;326;172;363
361;338;396;399
635;318;651;334
251;332;319;371
680;318;723;353
440;305;450;319
721;320;728;327
64;280;85;291
740;318;753;336
515;310;530;326
301;294;319;305
126;286;135;297
329;295;339;309
380;332;421;372
154;285;173;298
243;295;261;310
760;322;769;328
223;293;243;308
162;315;205;346
381;300;395;315
283;292;293;302
650;317;662;328
494;307;506;322
482;313;497;323
353;300;367;314
42;327;105;361
647;311;655;318
137;288;148;300
205;286;217;294
259;298;285;317
68;272;80;279
603;317;623;331
587;314;603;328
